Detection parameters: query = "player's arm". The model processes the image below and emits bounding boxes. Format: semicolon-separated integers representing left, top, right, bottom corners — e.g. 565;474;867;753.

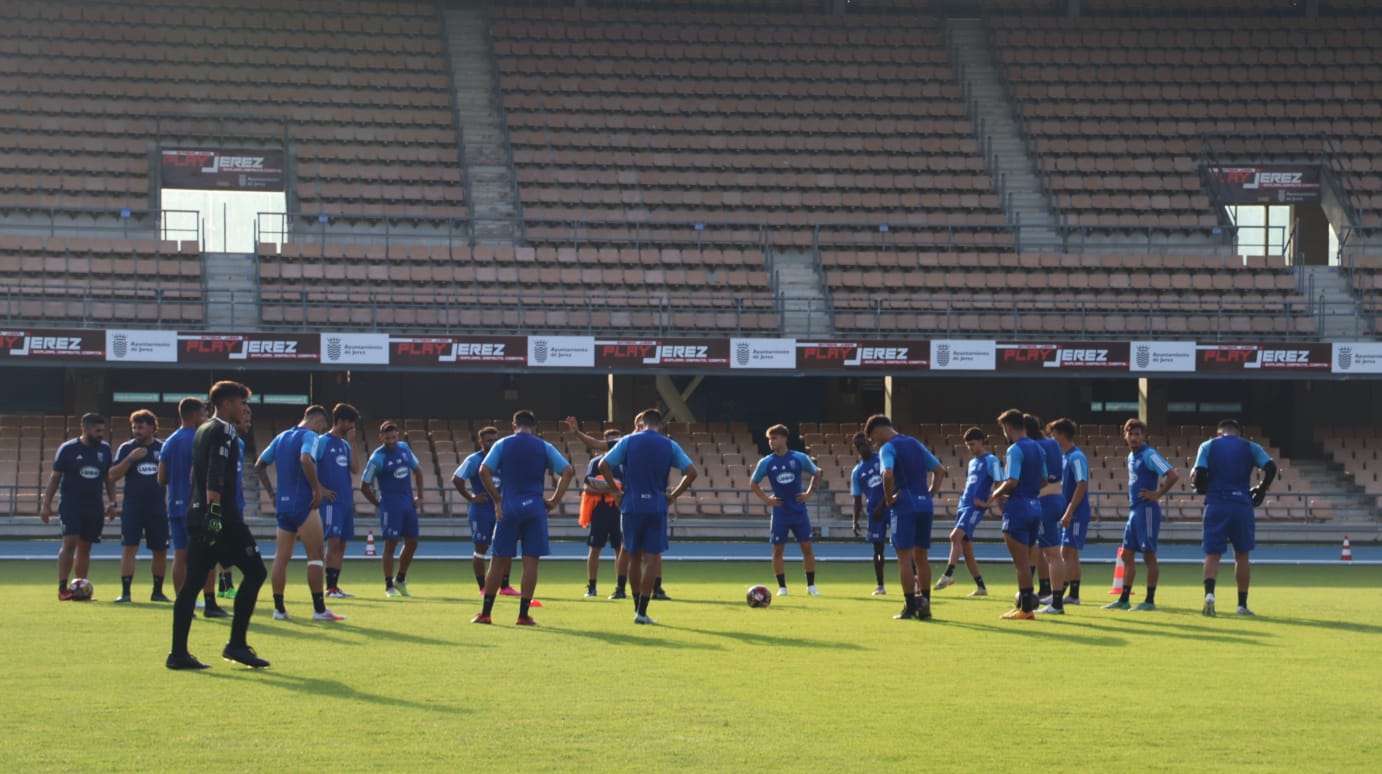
585;456;613;494
205;427;233;505
156;457;168;486
412;466;425;509
796;455;820;503
665;443;698;505
546;465;575;512
597;458;621;506
1062;455;1088;528
478;465;501;518
852;494;863;532
878;443;898;506
105;469;119;521
1142;465;1180;502
254;439;276;500
39;470;61;521
359;451;381;507
300;450;326;507
1251;443;1277;506
109;446;136;482
562;416;607;452
1190;440;1211;495
927;460;948;498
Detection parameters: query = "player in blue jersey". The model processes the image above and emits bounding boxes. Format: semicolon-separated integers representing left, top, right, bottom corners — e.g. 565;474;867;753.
158;397;228;616
472;410;575;626
751;424;822;597
987;409;1048;620
600;409;698;624
256;404;342;621
865;415;947;621
1047;418;1091;606
109;410;169;603
454;426;508;594
312;403;360;599
362;420;426;598
1191;419;1276;617
1105;419;1179;612
41;412;117;601
584;427;627;599
936;427;1000;597
849;431;889;595
1025;415;1068;614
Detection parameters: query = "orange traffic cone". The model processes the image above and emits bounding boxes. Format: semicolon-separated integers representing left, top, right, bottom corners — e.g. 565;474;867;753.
1108;547;1136;596
1341;536;1352;562
365;530;377;557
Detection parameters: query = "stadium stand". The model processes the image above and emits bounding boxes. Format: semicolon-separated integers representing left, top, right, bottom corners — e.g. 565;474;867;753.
1315;428;1382;514
0;0;464;216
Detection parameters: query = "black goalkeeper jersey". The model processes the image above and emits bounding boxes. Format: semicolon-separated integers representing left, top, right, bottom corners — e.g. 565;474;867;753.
191;416;243;522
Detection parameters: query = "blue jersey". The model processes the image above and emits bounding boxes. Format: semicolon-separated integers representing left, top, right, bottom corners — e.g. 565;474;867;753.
162;427;196;518
362;442;422;508
1128;445;1174;506
258;425;321;515
115;439;165;514
1195;435;1272;505
850;456;885;520
1004;437;1048;499
480;433;570;508
1038;438;1065;484
960;452;1003;511
751;450;819;515
602;430;694;515
1062;446;1091;520
236;437;246;513
878;434;941;514
53;438;112;516
455;450;497;517
311;432;354;509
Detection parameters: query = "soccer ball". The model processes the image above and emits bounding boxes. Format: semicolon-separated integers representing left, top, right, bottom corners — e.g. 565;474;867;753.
746;584;772;608
69;578;93;600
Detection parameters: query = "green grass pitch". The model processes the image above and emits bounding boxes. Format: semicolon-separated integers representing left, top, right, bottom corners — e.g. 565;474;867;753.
3;558;1380;771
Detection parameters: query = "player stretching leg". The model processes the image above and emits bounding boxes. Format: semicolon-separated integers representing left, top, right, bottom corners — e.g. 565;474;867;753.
849;431;889;595
600;409;697;624
1047;419;1091;605
1192;419;1275;617
472;411;574;625
866;415;946;621
937;427;1000;597
750;425;821;597
1105;419;1178;612
361;421;425;599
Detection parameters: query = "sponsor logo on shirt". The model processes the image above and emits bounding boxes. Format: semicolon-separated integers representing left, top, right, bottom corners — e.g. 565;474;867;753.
79;466;101;479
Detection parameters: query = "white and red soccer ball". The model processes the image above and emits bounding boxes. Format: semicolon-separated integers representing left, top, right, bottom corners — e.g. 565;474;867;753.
746;584;772;608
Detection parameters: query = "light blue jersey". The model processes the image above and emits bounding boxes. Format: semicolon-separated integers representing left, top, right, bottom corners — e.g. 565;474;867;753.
1128;445;1173;506
362;441;421;509
751;450;819;517
1195;435;1272;504
258;425;320;515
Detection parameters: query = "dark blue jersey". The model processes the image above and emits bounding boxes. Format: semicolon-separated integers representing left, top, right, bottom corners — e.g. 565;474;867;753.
311;432;355;509
878;434;941;514
960;452;1003;511
1062;446;1091;520
258;425;321;514
1194;435;1272;504
161;427;196;518
751;450;819;516
1004;437;1047;499
1127;445;1174;506
455;450;496;518
53;437;111;516
602;430;694;515
480;433;569;508
850;456;884;519
363;442;422;508
115;438;165;515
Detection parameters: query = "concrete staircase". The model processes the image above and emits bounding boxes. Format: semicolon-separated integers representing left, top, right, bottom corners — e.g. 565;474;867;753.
443;3;519;245
946;18;1061;251
1289;459;1379;523
1301;265;1370;338
203;253;258;328
770;249;833;337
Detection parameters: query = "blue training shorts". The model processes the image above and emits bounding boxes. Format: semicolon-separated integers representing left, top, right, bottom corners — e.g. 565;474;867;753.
953;507;984;540
1037;494;1066;549
168;515;189;551
60;507;105;543
468;507;496;548
1123;504;1161;553
891;510;933;551
866;515;888;544
1061;514;1090;550
379;506;420;541
490;504;549;558
621;510;668;555
120;506;169;550
322;504;355;541
1202;500;1255;556
1001;496;1041;547
276;509;312;533
769;509;812;545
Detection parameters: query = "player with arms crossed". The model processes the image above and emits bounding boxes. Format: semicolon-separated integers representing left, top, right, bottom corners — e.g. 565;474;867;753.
362;421;426;597
1047;418;1091;605
599;409;698;624
936;427;1001;597
256;405;342;621
41;412;116;600
865;415;947;620
849;431;889;595
167;381;269;670
1191;419;1275;617
453;426;523;597
472;410;574;626
987;409;1047;620
109;410;170;603
750;424;822;597
1106;419;1179;612
312;403;360;599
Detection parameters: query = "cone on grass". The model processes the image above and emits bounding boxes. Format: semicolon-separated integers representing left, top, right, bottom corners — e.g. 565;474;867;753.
1108;547;1136;596
1341;536;1352;562
365;530;377;557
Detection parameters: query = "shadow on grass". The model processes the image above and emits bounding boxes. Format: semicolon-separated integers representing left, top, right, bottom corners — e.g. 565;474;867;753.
199;670;468;714
1075;615;1271;646
942;619;1129;647
658;623;870;651
1256;615;1382;637
247;617;483;649
527;624;726;651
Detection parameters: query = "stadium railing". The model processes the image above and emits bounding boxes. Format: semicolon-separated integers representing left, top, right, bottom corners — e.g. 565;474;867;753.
0;206;202;244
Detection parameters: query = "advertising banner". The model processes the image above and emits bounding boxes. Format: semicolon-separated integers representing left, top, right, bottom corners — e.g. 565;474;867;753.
160;148;286;191
177;333;319;363
106;329;178;363
796;340;929;370
1331;342;1382;374
0;329;104;360
1195;343;1331;372
320;333;390;366
594;338;730;368
929;340;996;371
389;335;527;366
527;336;596;368
1129;341;1198;373
729;338;797;370
995;342;1130;371
1206;164;1321;204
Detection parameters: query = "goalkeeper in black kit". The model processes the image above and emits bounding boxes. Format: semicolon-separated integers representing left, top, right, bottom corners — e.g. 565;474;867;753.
167;381;270;670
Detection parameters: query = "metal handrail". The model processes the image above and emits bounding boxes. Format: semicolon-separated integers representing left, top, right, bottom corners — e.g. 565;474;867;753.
0;207;201;243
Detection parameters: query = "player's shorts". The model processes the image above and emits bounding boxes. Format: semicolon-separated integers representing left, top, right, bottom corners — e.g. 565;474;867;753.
467;507;496;547
379;506;420;541
866;515;888;544
891;509;933;551
1037;494;1067;549
1202;500;1255;556
490;503;549;558
588;504;623;550
168;515;189;551
59;507;104;543
769;509;812;545
321;504;355;541
1123;504;1162;553
1001;496;1042;547
621;510;668;555
1061;513;1091;550
276;509;312;533
120;506;169;550
953;507;985;540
